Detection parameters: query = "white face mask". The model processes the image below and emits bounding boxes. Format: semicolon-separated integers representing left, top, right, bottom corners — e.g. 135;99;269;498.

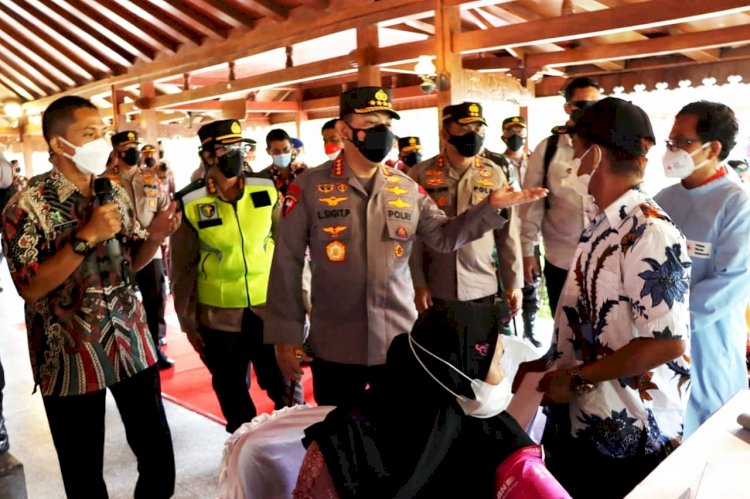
408;331;513;419
59;137;110;176
562;145;601;213
272;153;292;168
662;142;710;179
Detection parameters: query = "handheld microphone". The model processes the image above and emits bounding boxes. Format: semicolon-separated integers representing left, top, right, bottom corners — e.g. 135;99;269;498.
93;177;114;205
93;177;132;286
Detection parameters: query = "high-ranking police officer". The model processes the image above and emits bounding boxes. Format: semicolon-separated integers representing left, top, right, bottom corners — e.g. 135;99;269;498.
108;131;174;369
265;86;547;407
170;120;297;433
409;103;524;325
397;136;423;176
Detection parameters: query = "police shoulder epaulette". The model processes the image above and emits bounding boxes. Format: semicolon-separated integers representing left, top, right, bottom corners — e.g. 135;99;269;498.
174;178;206;202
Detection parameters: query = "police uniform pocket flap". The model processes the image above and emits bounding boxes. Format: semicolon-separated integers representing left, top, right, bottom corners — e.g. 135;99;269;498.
386;219;413;241
251;190;272;208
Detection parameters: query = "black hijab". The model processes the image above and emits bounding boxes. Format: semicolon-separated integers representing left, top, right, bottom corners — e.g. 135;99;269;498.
303;303;533;499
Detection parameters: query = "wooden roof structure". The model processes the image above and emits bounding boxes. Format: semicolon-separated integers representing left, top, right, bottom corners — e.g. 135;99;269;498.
1;0;749;155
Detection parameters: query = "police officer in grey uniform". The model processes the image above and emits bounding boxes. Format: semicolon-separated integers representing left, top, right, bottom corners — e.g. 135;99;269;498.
108;131;174;369
410;103;523;323
265;86;548;407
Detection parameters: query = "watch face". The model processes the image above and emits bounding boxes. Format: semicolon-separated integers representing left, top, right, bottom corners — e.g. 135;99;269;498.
73;239;89;255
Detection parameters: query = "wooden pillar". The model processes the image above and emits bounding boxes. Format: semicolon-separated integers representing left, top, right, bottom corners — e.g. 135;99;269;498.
434;0;464;118
111;86;126;132
294;90;307;138
139;82;159;145
356;26;380;87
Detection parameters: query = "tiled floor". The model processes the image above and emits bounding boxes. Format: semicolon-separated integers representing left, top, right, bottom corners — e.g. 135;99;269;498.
0;259;228;499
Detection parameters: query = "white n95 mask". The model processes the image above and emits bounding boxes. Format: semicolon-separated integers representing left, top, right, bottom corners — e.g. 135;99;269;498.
662;142;710;179
59;137;110;176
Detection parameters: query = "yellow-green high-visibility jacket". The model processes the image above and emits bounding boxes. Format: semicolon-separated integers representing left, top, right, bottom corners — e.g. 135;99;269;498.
179;175;278;308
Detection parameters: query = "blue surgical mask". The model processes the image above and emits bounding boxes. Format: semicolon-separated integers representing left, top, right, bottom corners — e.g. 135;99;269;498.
272;153;292;168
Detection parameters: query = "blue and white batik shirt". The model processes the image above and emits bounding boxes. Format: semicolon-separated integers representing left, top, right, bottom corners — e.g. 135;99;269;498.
550;186;692;458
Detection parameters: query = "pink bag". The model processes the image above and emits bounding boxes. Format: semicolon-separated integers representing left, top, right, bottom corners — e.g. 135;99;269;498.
495;445;571;499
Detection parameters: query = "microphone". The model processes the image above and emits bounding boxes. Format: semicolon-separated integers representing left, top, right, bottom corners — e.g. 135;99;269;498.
93;177;114;205
93;177;132;286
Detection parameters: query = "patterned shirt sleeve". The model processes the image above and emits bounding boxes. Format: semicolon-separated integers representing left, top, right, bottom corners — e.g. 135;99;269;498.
1;193;43;287
622;218;692;341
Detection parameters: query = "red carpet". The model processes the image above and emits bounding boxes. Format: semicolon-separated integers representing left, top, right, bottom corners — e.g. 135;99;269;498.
159;298;316;426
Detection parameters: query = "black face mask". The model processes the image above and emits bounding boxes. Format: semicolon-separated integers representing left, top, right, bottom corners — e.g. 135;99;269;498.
403;152;423;167
346;123;395;163
217;148;244;178
144;157;157;168
448;131;484;158
120;148;140;166
504;135;525;152
570;100;596;123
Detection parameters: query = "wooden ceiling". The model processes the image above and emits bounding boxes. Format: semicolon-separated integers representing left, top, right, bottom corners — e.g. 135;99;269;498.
1;0;749;135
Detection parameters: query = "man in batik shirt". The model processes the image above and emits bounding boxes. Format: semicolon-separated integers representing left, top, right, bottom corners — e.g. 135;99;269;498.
535;98;692;499
1;96;180;498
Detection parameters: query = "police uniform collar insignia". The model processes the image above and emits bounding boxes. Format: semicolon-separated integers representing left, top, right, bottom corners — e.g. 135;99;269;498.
332;152;346;177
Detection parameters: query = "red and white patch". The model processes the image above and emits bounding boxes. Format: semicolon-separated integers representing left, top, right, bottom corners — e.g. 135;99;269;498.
283;184;302;217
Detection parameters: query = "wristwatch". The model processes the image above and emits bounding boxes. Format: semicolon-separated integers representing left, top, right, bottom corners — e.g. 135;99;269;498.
568;368;596;395
71;236;94;256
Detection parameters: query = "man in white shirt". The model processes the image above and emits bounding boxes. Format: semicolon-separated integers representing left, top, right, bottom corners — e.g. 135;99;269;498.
520;78;602;317
536;98;692;498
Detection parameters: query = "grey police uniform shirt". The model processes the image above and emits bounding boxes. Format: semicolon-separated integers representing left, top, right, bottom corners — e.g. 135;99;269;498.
264;156;509;366
112;166;169;259
409;155;523;301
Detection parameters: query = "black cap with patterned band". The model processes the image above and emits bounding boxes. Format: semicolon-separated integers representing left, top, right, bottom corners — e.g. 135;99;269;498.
340;86;400;119
197;119;245;148
442;102;487;126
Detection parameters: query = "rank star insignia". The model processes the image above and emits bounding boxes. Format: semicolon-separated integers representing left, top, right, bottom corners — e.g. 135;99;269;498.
385;186;407;196
394;243;404;258
476;179;495;187
388;198;411;209
325;241;346;262
322;226;348;237
317;183;334;193
479;170;492;177
319;196;348;207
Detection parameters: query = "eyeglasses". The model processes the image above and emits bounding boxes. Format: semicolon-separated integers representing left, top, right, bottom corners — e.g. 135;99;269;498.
665;138;702;152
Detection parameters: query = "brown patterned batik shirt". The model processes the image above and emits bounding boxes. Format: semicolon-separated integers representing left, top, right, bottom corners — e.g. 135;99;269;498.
1;168;157;396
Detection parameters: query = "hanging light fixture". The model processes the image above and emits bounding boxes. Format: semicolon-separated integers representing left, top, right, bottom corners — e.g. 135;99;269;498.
3;99;22;119
414;56;438;94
